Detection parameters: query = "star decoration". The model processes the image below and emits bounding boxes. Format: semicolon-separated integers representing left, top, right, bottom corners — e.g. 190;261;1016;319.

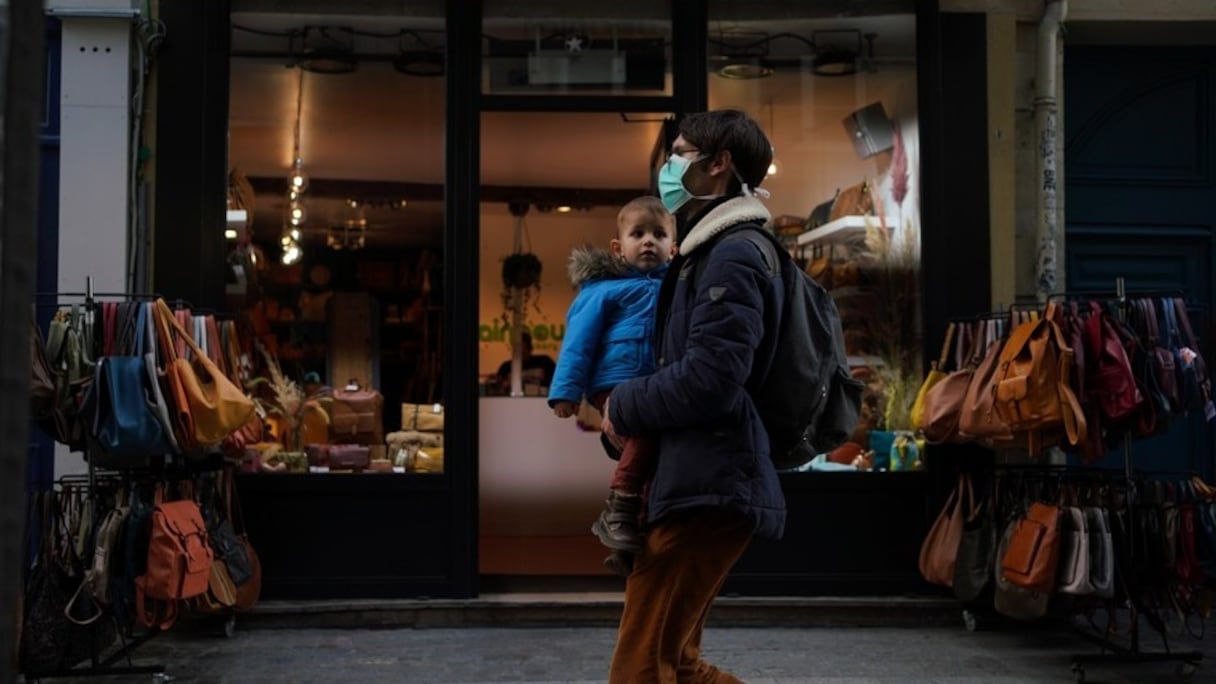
564;35;584;53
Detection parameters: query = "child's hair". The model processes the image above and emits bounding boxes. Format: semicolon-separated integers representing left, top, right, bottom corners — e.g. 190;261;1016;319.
617;196;673;234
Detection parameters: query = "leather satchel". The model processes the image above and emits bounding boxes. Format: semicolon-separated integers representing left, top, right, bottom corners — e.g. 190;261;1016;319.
154;299;255;448
993;515;1050;621
328;444;370;471
1001;502;1061;593
918;473;972;587
330;388;385;445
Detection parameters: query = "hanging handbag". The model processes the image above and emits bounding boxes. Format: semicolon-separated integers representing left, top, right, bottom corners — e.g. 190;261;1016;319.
86;305;174;466
1000;501;1062;593
153;299;255;447
959;319;1017;445
910;322;954;432
1056;506;1094;595
992;513;1051;621
918;473;972;587
922;322;981;444
1085;506;1115;598
953;493;997;603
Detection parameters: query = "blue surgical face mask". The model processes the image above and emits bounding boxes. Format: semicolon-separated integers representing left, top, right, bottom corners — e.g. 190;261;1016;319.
658;153;722;213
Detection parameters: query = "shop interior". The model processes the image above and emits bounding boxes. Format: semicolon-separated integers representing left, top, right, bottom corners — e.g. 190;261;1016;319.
226;3;919;579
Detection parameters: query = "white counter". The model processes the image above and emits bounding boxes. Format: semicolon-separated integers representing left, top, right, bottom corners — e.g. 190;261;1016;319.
478;397;617;537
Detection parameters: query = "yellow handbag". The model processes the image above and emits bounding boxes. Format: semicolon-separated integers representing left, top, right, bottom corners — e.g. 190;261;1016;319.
155;300;255;447
911;322;956;431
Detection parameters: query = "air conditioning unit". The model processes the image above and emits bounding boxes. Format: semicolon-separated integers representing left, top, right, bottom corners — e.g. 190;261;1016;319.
527;49;626;85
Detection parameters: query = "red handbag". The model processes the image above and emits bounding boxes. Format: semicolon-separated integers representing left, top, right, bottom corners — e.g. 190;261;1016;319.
328;444;370;471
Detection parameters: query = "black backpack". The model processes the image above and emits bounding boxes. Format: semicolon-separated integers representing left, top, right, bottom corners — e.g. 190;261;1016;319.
697;225;863;470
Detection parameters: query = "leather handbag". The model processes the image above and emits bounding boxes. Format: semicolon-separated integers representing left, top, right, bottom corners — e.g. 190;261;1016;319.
959;321;1016;445
328;444;370;471
953;495;996;603
86;304;175;465
1056;506;1094;595
1085;506;1115;598
918;473;972;587
330;387;385;444
401;402;444;432
153;299;255;448
910;322;954;431
993;514;1051;621
922;322;981;444
1001;501;1061;593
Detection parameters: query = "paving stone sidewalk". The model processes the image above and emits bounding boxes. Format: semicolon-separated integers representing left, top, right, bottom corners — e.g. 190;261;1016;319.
27;620;1215;684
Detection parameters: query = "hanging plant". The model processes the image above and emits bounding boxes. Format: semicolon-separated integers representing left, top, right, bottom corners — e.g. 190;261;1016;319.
500;203;544;328
502;252;542;290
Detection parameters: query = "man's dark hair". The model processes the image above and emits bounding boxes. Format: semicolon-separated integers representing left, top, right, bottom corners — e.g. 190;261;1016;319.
678;110;772;195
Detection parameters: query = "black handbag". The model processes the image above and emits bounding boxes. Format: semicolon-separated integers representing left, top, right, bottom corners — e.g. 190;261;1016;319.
953;498;996;603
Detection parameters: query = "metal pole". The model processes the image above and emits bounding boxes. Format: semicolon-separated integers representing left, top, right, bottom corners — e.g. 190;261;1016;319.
0;0;46;676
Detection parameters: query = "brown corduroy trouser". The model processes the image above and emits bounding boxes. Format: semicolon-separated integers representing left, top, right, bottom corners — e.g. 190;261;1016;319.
607;507;754;684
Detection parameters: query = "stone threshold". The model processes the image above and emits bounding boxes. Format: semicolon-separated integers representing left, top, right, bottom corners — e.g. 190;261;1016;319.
234;594;961;630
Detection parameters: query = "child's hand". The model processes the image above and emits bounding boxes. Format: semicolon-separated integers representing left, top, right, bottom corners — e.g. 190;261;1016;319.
553;401;578;418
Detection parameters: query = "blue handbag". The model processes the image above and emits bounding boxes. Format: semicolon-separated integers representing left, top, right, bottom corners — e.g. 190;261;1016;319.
86;304;172;466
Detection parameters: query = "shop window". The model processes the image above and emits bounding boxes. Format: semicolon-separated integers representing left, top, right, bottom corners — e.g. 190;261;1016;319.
707;2;923;473
482;1;671;97
227;8;446;476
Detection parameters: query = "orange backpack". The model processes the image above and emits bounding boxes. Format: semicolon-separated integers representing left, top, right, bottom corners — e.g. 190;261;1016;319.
993;303;1088;455
135;487;213;629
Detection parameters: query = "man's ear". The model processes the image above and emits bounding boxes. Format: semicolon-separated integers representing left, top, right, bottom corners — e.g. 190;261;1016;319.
708;149;733;177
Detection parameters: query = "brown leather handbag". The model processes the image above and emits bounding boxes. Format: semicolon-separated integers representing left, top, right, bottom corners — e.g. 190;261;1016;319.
958;323;1014;445
330;387;385;445
918;473;973;587
1000;501;1061;593
922;321;982;444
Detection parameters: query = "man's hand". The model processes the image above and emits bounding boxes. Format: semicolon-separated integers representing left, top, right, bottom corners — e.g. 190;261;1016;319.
552;401;578;418
600;396;625;449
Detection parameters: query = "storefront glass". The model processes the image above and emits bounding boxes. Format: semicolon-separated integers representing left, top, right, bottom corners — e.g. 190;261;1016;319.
227;7;447;476
706;2;923;473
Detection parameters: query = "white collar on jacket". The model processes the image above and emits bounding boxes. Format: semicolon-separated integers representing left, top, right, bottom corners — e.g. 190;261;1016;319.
678;195;773;256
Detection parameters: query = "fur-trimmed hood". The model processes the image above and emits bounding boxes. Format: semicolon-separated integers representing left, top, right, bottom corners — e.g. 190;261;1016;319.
679;195;772;256
566;246;626;287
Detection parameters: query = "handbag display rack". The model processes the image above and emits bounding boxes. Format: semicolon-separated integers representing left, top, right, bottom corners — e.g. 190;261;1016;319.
919;278;1211;682
24;278;259;682
1059;280;1205;682
25;280;171;682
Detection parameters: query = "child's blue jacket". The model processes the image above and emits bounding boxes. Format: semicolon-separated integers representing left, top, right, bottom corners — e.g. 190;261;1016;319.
548;248;668;406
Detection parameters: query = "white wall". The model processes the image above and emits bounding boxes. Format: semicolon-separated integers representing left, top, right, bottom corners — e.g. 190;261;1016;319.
50;8;133;477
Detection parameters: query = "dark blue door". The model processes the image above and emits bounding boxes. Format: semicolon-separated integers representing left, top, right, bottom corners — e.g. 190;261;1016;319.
1065;47;1216;479
30;21;60;494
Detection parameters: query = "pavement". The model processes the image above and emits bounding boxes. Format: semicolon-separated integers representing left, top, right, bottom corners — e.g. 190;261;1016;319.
23;602;1216;684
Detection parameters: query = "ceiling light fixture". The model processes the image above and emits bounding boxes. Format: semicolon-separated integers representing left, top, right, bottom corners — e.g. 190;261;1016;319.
394;49;444;77
716;57;775;80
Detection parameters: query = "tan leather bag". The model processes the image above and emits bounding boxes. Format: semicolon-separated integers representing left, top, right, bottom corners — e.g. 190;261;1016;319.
401;402;444;432
154;299;255;447
922;322;981;444
1000;501;1061;593
910;322;954;432
958;320;1013;444
918;473;973;587
993;304;1087;455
